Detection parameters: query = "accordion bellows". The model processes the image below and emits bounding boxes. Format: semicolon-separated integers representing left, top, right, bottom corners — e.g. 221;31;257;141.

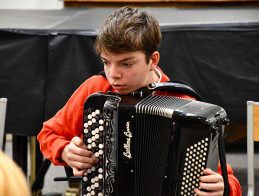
82;92;227;196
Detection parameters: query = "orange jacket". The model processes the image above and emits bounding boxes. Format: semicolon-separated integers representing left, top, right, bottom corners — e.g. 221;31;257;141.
218;163;242;195
37;66;241;195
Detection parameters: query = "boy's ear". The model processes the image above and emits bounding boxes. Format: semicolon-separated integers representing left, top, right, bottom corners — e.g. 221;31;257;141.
149;51;160;71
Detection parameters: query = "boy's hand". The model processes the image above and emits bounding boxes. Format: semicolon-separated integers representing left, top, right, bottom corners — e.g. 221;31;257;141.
194;168;224;196
61;136;98;176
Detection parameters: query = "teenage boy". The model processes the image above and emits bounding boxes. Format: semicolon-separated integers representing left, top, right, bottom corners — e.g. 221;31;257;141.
38;6;241;195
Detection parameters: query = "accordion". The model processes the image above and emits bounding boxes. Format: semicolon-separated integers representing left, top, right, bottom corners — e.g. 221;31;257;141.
82;87;228;196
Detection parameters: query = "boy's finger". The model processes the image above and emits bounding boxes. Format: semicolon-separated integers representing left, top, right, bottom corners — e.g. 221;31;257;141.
200;173;223;183
71;136;87;149
203;168;217;175
73;167;86;176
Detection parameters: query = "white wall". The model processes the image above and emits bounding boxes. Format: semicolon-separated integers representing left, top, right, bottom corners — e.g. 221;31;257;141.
0;0;64;9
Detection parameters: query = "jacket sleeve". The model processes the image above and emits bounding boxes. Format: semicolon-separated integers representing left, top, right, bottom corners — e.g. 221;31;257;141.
37;87;86;165
217;163;242;196
37;75;111;166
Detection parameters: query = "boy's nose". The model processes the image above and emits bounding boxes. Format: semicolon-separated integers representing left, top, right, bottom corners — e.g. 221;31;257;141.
109;65;121;79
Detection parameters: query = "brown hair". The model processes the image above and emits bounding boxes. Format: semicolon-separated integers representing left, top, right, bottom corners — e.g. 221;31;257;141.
95;6;161;63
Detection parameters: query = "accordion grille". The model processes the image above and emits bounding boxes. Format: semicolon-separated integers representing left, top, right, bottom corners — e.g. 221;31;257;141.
136;95;192;118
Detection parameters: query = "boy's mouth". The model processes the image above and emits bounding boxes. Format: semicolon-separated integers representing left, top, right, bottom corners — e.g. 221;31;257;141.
112;84;126;90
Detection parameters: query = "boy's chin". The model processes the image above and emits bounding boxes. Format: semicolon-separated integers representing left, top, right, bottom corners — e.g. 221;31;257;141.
117;91;129;95
116;90;132;95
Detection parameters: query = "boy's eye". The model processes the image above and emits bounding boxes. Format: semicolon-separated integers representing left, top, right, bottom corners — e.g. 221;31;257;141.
123;63;132;67
102;61;108;65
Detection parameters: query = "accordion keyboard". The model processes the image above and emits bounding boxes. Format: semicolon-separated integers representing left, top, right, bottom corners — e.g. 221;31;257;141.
180;138;210;195
82;108;105;196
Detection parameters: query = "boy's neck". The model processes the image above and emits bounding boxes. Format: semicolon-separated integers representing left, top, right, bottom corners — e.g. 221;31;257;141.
154;68;162;83
148;70;160;85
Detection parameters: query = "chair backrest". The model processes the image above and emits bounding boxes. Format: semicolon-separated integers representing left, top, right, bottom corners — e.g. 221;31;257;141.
253;103;259;142
0;98;8;150
247;101;259;196
248;101;259;142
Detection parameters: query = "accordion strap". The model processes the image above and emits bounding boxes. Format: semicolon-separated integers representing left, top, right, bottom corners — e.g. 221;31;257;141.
139;81;203;101
98;71;202;101
218;118;230;196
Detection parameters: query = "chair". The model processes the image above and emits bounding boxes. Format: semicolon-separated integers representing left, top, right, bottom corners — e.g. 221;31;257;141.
0;98;8;150
247;101;259;196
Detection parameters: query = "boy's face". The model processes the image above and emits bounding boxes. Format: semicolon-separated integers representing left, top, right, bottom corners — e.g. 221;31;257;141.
102;50;157;95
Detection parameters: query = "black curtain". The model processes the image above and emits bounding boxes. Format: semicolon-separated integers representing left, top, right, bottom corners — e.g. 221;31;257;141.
1;23;259;138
